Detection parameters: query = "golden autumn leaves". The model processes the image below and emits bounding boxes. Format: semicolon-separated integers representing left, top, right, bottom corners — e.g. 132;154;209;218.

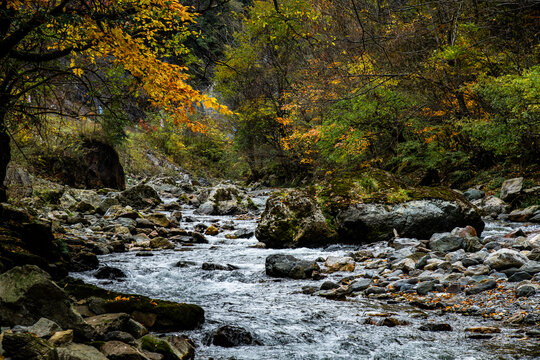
10;0;232;132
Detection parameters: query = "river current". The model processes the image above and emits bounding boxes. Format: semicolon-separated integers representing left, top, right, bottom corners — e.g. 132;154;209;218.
72;195;539;359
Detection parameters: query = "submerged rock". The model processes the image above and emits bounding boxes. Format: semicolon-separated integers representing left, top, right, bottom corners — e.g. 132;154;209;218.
265;254;320;279
208;325;254;347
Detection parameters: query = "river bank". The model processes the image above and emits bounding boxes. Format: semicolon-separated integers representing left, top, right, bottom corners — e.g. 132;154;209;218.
0;172;539;359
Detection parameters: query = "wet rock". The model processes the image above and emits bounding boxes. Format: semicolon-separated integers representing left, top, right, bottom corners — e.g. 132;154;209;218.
232;228;255;239
509;206;540;222
364;317;409;327
197;184;257;215
205;225;219;236
464;265;490;276
320;281;340;290
500;177;523;202
465;326;500;334
2;332;56;360
95;266;126;280
28;318;62;338
335;198;484;244
349;250;373;262
265;254;320;279
104;331;136;344
201;263;239;271
416;281;436;295
190;232;207;244
392;238;421;250
348;278;372;293
472;196;510;216
140;334;195;360
101;340;147;360
149;237;174;250
49;329;74;346
118;184;161;210
208;325;254;347
429;233;463;252
256;190;337;248
418;323;452;332
485;249;529;270
146;213;170;228
516;284;537;298
0;265;93;340
364;286;387;296
325;256;355;273
86;313;147;339
465;279;497;295
56;343;108;360
508;271;532;282
463;189;484;201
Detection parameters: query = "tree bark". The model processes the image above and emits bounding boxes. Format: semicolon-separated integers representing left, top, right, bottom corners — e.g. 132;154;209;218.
0;110;10;202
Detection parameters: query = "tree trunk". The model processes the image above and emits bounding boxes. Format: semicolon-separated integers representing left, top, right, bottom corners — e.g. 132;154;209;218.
0;111;10;202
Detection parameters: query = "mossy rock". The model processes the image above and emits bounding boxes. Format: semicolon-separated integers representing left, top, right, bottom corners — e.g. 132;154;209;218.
140;336;176;359
317;169;476;215
61;278;204;331
255;190;337;248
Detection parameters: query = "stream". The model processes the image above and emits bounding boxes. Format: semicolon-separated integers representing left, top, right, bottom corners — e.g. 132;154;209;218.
72;194;539;360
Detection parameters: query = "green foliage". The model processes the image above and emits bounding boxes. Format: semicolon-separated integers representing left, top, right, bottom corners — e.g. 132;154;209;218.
318;88;413;170
462;66;540;162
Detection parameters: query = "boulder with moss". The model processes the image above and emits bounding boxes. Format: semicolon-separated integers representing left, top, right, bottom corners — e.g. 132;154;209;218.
256;170;484;247
61;278;204;331
255;190;337;248
0;265;94;340
117;183;162;210
319;170;484;243
196;184;257;215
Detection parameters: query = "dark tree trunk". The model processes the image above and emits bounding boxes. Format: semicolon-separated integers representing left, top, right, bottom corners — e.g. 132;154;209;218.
0;111;10;202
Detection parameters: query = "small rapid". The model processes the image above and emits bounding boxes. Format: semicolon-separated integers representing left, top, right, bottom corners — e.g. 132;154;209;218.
72;195;539;360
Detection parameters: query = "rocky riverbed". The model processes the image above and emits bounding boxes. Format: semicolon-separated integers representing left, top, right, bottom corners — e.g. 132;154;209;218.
0;173;539;359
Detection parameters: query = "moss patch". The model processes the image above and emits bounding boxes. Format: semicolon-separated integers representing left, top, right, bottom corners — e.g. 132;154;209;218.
61;278;204;331
140;336;176;359
316;169;473;216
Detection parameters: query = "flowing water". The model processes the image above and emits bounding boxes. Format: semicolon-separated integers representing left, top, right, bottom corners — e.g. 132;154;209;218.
72;195;539;359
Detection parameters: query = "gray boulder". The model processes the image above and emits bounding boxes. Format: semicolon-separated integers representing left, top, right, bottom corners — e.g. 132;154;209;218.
117;184;161;210
255;190;337;248
429;233;463;252
484;249;529;270
197;184;257;215
56;343;108;360
265;254;320;279
0;265;93;340
500;177;523;202
335;199;484;243
463;189;485;201
1;332;56;360
472;195;510;215
28;318;62;338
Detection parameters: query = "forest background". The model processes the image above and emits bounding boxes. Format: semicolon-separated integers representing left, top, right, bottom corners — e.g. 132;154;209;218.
2;0;539;192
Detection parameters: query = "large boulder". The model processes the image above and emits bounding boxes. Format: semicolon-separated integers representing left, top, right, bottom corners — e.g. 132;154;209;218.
1;332;57;360
61;279;204;332
37;140;125;190
334;198;483;243
500;177;523;202
484;249;529;270
0;207;68;276
265;254;320;279
255;190;337;248
472;195;510;216
196;184;257;215
59;188;102;212
0;265;93;340
117;184;162;210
